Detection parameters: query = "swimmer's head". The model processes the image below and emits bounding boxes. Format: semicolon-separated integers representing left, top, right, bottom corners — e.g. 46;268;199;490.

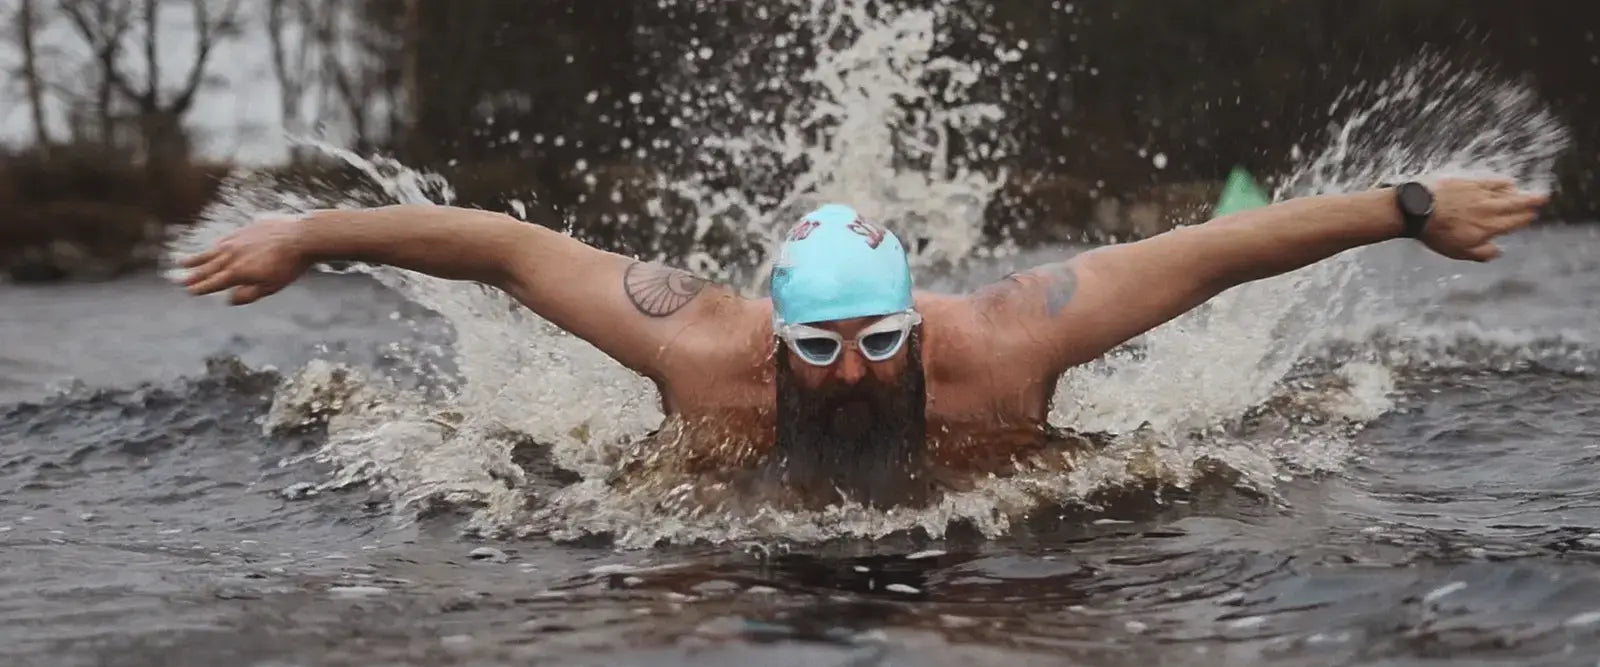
770;204;919;385
766;204;928;507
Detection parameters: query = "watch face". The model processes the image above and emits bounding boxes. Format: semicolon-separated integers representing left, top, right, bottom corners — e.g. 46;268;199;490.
1398;182;1434;216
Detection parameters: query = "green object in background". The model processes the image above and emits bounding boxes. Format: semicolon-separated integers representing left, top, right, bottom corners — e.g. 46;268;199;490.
1214;166;1271;215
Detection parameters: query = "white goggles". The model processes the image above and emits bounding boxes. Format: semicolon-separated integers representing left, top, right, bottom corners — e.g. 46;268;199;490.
776;310;923;366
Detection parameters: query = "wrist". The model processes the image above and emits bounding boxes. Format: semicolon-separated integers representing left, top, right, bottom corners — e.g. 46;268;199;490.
1350;189;1408;243
291;209;346;262
1391;181;1435;239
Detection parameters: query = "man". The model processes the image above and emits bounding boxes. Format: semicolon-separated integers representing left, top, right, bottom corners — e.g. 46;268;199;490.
178;179;1548;509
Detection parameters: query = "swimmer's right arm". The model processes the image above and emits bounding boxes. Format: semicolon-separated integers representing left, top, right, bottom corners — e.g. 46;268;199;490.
178;204;748;379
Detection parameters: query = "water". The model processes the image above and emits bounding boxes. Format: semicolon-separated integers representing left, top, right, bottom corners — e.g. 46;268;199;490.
8;238;1600;666
8;2;1600;664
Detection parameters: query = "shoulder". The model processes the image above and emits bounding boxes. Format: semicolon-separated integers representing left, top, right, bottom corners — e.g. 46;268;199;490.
911;292;996;376
619;260;743;319
913;264;1079;375
649;290;773;376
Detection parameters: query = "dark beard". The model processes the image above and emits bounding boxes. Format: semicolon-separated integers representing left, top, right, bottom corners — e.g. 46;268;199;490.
767;331;929;508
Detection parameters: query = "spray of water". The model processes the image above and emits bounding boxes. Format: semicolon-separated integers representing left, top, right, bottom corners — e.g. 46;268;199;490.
166;6;1568;548
630;0;1020;292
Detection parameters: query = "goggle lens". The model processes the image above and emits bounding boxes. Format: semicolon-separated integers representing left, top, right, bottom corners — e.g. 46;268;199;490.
794;337;842;364
859;329;907;360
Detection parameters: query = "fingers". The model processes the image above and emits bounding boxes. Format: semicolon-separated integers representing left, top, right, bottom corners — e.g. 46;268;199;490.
1482;178;1517;193
1492;191;1550;211
186;265;238;295
179;247;220;268
180;252;230;287
1504;209;1540;232
1461;242;1502;263
1489;192;1548;232
229;284;264;305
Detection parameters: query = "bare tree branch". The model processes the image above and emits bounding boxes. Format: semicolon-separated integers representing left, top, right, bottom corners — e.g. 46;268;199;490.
172;0;243;113
141;0;157;109
313;3;369;147
57;0;135;144
18;0;53;146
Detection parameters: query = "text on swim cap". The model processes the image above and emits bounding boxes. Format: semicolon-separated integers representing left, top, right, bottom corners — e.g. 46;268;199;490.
788;219;821;240
785;216;888;249
847;217;887;249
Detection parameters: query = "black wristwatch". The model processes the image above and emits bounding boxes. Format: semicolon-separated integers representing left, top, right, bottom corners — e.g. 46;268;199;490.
1393;181;1435;238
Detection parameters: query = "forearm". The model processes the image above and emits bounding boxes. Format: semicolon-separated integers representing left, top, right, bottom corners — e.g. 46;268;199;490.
1030;188;1404;366
1178;188;1404;289
295;204;532;285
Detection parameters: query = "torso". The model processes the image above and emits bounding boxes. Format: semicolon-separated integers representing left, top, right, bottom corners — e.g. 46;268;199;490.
612;291;1094;509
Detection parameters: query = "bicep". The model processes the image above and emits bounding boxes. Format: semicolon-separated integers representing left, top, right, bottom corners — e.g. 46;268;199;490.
975;233;1224;371
498;226;745;379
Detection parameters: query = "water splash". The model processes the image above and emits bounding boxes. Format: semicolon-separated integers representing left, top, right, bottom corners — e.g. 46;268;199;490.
1053;52;1570;437
630;0;1020;291
165;6;1569;548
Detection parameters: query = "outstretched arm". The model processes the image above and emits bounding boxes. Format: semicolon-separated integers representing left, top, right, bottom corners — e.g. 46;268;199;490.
974;179;1550;373
178;204;745;380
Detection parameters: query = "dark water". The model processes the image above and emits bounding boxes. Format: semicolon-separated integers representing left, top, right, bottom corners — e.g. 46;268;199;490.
5;227;1600;667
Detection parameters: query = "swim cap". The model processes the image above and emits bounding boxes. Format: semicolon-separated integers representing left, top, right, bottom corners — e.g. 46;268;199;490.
770;204;913;326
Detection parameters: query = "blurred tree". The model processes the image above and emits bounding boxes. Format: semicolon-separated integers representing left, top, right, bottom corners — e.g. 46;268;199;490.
13;0;53;150
59;0;244;165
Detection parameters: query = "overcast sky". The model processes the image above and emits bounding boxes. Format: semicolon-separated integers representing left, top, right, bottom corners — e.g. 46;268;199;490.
0;3;341;166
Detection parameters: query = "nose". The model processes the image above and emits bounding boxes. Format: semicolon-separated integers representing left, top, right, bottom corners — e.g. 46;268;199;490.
833;347;868;384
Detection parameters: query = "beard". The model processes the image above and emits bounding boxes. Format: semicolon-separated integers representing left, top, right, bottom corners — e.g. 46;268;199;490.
768;331;929;508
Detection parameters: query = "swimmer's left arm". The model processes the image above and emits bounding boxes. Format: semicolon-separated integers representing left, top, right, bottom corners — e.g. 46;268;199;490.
976;179;1548;372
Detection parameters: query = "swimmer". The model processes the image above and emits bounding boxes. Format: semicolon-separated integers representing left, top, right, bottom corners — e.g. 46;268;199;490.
177;179;1549;508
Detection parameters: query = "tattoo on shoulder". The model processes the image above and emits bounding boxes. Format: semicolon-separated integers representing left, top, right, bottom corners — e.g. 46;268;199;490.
977;261;1078;319
624;261;707;317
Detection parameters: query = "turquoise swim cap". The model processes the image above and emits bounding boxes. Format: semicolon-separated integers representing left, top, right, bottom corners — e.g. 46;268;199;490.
770;204;913;326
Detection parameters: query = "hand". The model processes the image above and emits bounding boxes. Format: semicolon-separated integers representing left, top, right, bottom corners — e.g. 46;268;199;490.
177;216;313;305
1420;178;1550;262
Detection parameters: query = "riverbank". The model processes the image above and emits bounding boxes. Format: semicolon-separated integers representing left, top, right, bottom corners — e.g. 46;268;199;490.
0;148;1246;283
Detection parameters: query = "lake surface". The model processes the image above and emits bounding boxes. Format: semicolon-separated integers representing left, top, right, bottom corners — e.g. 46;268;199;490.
5;225;1600;666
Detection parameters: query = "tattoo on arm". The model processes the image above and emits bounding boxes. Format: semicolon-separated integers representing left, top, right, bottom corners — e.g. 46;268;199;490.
624;261;707;317
978;261;1079;319
1038;262;1078;317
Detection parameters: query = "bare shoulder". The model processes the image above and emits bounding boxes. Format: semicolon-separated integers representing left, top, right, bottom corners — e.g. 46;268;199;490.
911;292;996;378
619;260;742;319
644;279;773;383
967;255;1088;322
925;255;1093;376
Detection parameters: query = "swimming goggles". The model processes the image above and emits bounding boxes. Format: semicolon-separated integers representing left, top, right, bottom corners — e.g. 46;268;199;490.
776;310;923;366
